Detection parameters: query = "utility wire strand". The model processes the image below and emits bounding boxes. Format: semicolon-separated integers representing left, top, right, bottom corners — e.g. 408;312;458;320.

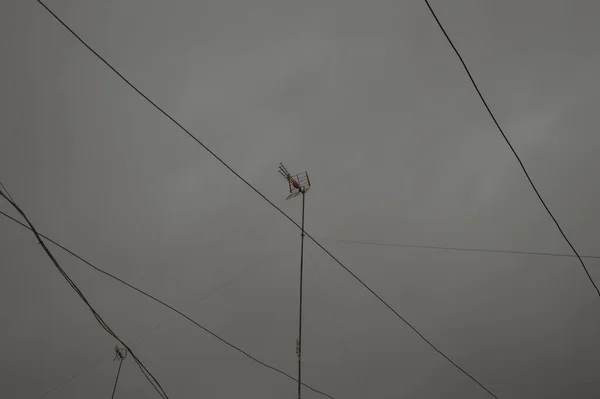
0;190;169;399
421;0;600;300
129;256;267;344
35;1;497;396
308;250;366;396
111;358;125;399
332;239;600;260
0;209;336;399
37;256;267;399
309;234;499;398
35;357;106;399
0;180;15;202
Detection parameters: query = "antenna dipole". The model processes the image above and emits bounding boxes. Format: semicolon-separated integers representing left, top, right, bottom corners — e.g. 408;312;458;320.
278;163;311;399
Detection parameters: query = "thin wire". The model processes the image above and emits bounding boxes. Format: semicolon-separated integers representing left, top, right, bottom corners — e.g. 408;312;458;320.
128;318;174;346
308;250;366;396
421;0;600;300
0;180;15;202
129;256;267;343
332;239;600;260
35;358;106;399
0;209;336;399
310;227;500;398
34;2;497;396
35;257;266;398
188;257;267;304
0;189;169;399
29;231;592;398
135;362;166;399
111;358;125;399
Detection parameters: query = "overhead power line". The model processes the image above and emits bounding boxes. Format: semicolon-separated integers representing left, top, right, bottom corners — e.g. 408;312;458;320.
34;257;266;399
332;239;600;260
34;1;498;396
0;189;169;399
0;209;336;399
0;180;14;202
421;0;600;299
129;256;266;343
308;250;367;397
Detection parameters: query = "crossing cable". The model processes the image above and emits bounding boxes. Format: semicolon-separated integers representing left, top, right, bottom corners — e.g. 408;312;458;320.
0;209;336;399
34;1;497;396
420;0;600;299
308;250;366;397
33;256;267;399
0;188;169;399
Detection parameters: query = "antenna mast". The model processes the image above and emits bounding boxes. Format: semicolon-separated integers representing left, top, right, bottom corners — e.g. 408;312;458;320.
278;163;311;399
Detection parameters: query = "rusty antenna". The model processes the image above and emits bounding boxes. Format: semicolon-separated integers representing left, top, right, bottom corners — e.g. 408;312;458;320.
278;162;311;399
278;163;311;200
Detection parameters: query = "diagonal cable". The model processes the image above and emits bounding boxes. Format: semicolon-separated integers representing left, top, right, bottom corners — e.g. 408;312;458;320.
0;209;335;399
0;188;169;399
420;0;600;300
34;1;498;396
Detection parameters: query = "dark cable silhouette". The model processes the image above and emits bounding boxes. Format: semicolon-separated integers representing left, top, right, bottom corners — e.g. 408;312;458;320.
308;250;367;396
0;189;169;399
36;256;267;399
421;0;600;300
34;1;498;396
333;239;600;260
0;180;14;202
0;209;336;399
309;233;500;398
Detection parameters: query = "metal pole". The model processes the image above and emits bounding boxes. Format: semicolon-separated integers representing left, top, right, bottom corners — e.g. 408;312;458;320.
297;189;306;399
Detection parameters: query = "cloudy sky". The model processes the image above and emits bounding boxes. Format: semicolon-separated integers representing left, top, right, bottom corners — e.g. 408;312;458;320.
2;0;600;398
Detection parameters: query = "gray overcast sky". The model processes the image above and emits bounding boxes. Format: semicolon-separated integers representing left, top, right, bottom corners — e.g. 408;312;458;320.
2;0;600;398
